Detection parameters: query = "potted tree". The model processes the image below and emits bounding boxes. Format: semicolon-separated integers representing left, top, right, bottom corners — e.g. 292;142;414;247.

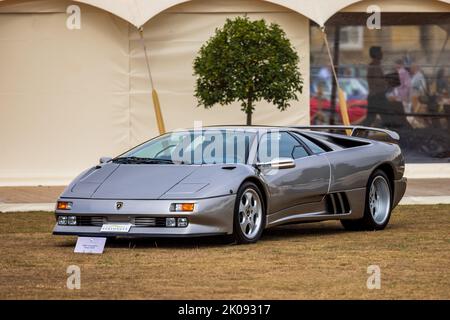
194;16;303;125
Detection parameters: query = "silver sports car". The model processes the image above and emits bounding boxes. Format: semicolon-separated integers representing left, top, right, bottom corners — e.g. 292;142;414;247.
53;125;407;244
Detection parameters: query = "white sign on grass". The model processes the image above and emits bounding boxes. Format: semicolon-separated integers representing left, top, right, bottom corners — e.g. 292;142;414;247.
74;237;106;254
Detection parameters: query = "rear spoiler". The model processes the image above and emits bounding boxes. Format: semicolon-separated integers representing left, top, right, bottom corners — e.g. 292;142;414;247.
291;125;400;143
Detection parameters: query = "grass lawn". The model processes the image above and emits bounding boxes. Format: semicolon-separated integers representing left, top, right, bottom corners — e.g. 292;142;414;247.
0;205;449;300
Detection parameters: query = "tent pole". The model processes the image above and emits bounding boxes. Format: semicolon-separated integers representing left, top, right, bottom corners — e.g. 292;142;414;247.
321;26;351;135
138;27;166;135
329;26;340;125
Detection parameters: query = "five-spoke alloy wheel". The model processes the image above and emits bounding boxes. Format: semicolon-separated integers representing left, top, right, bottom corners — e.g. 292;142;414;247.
233;182;266;244
368;175;391;225
341;170;392;231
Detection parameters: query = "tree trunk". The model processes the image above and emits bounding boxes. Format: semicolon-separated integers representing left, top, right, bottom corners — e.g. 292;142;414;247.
246;110;252;126
246;96;253;126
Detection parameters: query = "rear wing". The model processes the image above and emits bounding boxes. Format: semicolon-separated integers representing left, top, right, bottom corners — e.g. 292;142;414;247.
291;125;400;144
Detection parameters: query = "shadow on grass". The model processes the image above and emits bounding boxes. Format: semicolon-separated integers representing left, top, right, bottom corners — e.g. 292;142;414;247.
53;220;404;250
262;223;346;242
108;235;233;249
53;221;354;249
54;235;230;249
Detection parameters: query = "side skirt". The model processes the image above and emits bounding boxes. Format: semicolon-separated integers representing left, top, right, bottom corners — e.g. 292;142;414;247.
266;188;366;228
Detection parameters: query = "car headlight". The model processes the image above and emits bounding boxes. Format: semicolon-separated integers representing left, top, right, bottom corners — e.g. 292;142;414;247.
57;216;68;225
177;217;189;228
165;217;189;228
165;217;177;227
67;216;77;226
58;215;77;226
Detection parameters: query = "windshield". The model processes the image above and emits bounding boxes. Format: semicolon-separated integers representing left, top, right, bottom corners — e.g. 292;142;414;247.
115;130;256;165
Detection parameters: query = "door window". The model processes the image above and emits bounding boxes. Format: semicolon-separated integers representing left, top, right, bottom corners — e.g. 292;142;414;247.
258;132;309;162
292;133;328;154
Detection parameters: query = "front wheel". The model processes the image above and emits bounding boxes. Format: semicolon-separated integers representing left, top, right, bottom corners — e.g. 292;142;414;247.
341;170;392;231
232;182;266;244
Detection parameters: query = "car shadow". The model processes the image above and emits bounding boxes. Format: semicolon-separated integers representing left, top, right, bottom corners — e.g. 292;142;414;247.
104;222;347;248
54;221;398;249
261;222;346;242
106;235;232;249
53;235;231;249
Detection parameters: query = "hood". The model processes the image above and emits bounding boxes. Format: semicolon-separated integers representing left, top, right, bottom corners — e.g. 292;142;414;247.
64;164;197;200
160;164;257;199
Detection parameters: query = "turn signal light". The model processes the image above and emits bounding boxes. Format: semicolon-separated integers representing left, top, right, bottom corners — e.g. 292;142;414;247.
170;203;195;212
57;201;73;210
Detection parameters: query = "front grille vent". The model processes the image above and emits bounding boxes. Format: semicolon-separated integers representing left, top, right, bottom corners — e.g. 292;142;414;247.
133;217;166;227
75;216;167;227
77;216;105;226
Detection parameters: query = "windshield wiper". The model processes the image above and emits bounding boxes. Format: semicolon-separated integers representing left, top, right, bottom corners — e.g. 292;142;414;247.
113;157;174;164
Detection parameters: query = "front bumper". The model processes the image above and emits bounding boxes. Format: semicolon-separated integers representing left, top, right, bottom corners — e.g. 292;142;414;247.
53;195;236;238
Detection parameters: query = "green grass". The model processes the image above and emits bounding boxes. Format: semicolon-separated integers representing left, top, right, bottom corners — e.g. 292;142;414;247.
0;205;449;299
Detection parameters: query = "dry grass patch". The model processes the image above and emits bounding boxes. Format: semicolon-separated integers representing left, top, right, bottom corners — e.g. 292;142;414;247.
0;205;449;299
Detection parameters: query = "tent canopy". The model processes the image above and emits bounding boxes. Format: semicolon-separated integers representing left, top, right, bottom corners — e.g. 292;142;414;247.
74;0;450;27
1;0;449;26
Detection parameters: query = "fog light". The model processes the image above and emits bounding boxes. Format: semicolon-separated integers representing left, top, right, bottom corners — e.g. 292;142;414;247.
57;201;72;210
166;217;176;227
58;216;68;225
68;216;77;226
170;203;195;212
177;218;188;228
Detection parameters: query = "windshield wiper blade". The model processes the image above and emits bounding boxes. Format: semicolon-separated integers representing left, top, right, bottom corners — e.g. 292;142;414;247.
112;157;139;163
113;157;174;164
139;158;174;164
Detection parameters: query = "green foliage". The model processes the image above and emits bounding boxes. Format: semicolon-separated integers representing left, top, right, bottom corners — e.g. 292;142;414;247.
193;16;303;125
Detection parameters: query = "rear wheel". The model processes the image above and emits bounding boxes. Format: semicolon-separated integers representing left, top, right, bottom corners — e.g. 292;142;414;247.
341;170;392;231
232;182;266;244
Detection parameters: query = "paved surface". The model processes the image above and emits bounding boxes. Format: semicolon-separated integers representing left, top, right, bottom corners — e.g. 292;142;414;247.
404;179;450;197
0;180;449;205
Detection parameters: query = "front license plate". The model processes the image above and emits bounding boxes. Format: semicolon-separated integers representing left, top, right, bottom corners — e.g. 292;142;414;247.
100;224;132;233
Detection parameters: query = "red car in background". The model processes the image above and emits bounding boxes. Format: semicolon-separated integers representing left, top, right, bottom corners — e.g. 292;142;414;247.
310;77;368;124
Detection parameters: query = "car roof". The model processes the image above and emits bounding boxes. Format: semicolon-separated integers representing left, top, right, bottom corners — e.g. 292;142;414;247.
187;125;298;131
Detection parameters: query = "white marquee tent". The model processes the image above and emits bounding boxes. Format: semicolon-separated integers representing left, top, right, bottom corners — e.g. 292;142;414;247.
76;0;450;28
0;0;449;186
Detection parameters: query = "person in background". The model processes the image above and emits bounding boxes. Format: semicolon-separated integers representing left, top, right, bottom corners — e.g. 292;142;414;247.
436;68;449;95
386;58;413;130
409;62;428;128
364;46;388;126
318;66;332;84
410;63;427;108
390;59;412;112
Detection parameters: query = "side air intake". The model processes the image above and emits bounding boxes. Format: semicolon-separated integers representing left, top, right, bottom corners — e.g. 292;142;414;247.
325;192;351;215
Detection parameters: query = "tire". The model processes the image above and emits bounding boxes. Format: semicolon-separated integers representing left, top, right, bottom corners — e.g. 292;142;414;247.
341;170;392;231
232;182;266;244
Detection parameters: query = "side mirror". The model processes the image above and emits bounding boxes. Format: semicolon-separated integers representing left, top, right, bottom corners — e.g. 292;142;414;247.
99;157;112;164
257;157;296;170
